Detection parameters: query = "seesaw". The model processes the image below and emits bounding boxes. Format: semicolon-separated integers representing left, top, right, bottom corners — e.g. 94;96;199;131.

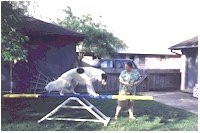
3;93;153;100
3;93;153;126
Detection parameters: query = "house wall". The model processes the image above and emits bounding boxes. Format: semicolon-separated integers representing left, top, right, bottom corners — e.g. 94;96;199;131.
181;48;198;93
27;36;78;78
38;45;77;78
4;39;78;92
1;63;13;92
81;54;181;70
122;54;181;69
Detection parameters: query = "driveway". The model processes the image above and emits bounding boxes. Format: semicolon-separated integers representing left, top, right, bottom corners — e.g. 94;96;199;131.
138;91;198;115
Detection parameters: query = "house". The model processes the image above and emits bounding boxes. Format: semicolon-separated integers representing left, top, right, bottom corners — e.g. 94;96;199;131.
2;16;85;92
116;52;181;69
78;49;181;70
169;36;198;94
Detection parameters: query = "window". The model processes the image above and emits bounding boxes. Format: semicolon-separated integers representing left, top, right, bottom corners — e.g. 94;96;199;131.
160;55;166;61
100;60;113;68
115;60;123;68
107;60;113;68
130;55;135;60
139;56;145;65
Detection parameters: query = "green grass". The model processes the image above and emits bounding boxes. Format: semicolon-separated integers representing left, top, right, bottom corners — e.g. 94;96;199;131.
1;96;198;131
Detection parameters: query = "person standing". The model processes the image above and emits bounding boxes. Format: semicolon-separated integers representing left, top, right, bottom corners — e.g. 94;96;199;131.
114;61;141;120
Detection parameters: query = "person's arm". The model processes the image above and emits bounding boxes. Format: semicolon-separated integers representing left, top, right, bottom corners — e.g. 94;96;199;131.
133;70;142;86
119;77;131;86
119;71;132;87
126;69;141;87
133;80;140;86
128;79;135;87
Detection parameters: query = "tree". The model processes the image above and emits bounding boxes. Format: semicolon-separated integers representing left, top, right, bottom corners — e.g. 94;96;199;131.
1;1;30;63
1;1;30;92
58;7;127;63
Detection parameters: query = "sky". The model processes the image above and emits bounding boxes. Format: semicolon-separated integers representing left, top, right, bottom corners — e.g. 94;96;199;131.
29;0;199;55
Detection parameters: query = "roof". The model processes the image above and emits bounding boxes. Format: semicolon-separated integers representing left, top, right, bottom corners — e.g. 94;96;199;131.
169;36;198;50
17;16;85;40
118;48;176;55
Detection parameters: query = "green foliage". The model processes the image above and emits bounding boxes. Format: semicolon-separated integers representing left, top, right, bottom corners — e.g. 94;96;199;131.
1;1;29;63
58;7;127;57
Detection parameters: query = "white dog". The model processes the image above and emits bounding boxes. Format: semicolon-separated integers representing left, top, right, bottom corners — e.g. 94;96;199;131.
44;67;107;97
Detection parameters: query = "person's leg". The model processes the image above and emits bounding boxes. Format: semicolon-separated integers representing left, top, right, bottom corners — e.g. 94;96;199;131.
128;100;135;119
114;100;123;119
114;105;122;119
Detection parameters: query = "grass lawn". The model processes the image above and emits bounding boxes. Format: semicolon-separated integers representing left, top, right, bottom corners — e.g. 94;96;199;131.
1;94;198;131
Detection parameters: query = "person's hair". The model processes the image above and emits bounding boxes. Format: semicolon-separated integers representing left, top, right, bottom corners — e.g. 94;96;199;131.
125;61;133;68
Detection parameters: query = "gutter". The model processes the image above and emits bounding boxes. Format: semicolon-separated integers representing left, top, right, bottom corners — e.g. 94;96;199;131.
170;49;182;56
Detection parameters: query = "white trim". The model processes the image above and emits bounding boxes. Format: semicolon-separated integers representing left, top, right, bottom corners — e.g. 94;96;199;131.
180;54;186;91
180;89;193;94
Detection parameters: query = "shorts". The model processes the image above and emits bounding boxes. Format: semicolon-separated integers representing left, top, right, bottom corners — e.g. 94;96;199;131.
117;99;134;108
117;89;135;109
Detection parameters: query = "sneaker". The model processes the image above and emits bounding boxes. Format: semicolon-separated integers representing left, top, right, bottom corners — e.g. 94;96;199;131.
129;116;136;120
113;115;118;120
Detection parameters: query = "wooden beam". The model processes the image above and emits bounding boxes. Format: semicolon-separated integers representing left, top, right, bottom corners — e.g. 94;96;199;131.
3;94;39;98
3;93;153;100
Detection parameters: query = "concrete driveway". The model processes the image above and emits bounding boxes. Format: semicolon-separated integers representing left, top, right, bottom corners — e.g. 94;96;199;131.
139;91;198;115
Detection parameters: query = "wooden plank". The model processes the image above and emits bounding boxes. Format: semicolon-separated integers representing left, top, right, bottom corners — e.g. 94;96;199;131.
3;93;153;100
3;94;39;98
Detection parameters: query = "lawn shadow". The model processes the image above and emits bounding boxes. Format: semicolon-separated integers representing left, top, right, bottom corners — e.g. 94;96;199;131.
1;97;114;131
134;100;197;130
1;97;67;122
1;95;198;131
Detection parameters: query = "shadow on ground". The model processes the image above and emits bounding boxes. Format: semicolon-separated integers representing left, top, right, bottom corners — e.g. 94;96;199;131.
1;94;198;131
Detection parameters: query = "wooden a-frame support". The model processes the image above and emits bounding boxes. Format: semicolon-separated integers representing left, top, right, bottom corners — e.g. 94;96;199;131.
37;97;110;126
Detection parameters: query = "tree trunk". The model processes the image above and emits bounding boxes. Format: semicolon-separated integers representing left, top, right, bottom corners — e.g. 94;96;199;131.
9;61;13;93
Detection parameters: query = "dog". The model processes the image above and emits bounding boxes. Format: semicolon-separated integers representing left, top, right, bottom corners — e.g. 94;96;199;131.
44;67;107;97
